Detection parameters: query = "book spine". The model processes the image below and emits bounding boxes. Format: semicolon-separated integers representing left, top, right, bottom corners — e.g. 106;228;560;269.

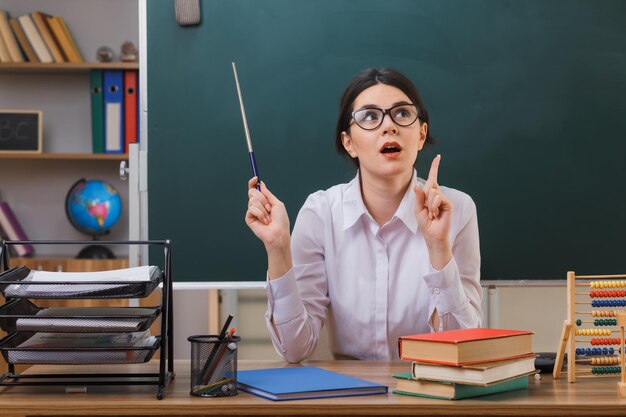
56;16;83;62
31;12;65;63
46;16;76;63
18;14;52;63
0;25;11;62
9;18;38;62
0;10;24;62
0;202;34;257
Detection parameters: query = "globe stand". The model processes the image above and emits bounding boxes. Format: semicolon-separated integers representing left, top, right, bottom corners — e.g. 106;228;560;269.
77;244;115;259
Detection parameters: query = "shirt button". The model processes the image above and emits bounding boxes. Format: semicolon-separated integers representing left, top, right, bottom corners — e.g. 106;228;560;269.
433;288;440;294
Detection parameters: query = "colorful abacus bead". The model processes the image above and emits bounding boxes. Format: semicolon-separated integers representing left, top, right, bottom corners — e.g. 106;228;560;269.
591;366;620;374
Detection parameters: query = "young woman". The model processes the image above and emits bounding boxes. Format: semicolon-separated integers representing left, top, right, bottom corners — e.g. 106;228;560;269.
245;68;482;362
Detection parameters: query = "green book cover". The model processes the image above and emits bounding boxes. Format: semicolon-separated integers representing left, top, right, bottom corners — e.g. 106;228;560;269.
90;69;104;153
392;372;528;400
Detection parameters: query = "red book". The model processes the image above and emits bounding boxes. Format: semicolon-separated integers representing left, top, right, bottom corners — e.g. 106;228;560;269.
123;70;138;154
399;328;534;366
0;202;34;257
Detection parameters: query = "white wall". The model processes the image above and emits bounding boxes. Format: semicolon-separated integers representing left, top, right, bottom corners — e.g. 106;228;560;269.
171;284;567;360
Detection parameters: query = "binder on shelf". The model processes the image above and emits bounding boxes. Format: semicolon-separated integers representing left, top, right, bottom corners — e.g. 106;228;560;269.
17;14;52;63
0;10;24;62
90;70;105;153
103;70;125;153
124;70;138;154
0;202;34;257
8;18;38;62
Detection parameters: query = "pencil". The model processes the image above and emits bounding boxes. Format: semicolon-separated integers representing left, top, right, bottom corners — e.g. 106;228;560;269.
198;315;233;385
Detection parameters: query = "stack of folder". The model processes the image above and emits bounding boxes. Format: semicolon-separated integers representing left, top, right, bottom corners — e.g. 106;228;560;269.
90;70;139;154
394;328;537;400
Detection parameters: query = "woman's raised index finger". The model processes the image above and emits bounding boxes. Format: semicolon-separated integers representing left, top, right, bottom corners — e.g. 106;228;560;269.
428;154;441;184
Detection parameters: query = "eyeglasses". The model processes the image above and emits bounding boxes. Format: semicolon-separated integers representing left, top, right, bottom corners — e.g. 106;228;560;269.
351;104;419;130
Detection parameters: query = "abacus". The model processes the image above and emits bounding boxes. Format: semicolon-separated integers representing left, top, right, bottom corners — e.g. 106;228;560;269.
617;312;626;396
553;271;626;385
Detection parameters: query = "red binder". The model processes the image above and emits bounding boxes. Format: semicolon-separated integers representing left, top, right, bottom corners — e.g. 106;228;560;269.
124;70;138;154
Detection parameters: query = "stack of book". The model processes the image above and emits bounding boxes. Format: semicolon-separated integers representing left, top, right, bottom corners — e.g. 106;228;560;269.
394;328;536;400
0;9;83;64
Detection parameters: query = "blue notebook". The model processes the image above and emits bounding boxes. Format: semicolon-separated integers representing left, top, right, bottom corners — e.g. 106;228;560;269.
237;366;388;401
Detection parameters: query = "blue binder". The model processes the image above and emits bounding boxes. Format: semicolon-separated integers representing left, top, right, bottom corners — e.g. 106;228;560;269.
103;70;124;153
236;366;388;401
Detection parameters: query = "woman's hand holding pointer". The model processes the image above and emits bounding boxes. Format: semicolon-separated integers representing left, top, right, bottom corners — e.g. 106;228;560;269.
245;177;292;279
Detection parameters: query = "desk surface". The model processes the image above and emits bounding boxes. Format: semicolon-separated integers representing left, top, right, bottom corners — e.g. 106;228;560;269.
0;360;624;416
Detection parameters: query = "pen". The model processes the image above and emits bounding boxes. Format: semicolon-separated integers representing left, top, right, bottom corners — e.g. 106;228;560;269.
232;62;261;191
199;315;234;385
191;376;235;395
204;327;236;385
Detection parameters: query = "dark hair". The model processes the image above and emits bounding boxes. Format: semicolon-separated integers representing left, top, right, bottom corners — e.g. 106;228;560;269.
334;68;435;167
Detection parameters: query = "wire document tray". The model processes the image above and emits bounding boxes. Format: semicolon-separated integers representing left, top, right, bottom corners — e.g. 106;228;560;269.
0;265;161;299
0;332;161;365
0;240;174;399
0;299;161;333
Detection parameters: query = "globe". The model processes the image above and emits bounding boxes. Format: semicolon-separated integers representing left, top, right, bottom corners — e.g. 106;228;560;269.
65;179;122;258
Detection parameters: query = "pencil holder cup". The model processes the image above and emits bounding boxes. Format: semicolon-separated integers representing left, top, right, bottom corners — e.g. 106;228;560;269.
188;334;240;397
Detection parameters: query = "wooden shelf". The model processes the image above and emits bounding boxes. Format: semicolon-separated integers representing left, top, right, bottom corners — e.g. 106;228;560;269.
0;153;127;161
0;62;139;73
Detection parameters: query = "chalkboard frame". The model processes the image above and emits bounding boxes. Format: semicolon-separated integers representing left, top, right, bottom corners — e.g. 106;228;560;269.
0;110;42;153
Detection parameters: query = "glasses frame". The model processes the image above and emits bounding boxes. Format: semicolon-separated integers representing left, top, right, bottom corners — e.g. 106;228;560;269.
350;103;420;131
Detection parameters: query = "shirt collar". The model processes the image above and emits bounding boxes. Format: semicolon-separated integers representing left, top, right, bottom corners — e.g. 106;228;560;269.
394;171;422;235
342;171;368;231
342;170;423;234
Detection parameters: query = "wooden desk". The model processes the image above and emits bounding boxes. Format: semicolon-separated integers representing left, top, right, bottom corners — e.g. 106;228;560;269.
0;360;624;416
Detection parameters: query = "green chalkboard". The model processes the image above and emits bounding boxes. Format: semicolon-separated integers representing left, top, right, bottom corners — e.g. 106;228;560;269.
148;0;626;281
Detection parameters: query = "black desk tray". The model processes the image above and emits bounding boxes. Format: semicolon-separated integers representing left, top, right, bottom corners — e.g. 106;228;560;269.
0;299;161;333
0;331;161;365
0;266;161;299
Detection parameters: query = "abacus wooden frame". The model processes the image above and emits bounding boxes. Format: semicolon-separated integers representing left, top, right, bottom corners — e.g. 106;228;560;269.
553;271;626;383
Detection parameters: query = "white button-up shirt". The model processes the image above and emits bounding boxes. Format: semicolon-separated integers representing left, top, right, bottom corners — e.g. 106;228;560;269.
265;171;482;362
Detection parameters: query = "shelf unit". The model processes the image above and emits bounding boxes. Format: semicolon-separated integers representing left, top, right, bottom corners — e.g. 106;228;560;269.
0;153;128;160
0;240;174;399
0;1;139;261
0;62;139;72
